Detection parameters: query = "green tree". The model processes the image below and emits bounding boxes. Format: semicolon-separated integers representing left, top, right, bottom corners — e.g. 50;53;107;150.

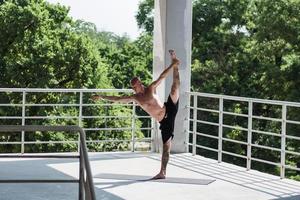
0;0;144;153
136;0;154;34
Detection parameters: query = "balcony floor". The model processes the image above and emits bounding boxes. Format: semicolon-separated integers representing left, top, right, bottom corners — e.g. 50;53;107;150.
0;152;300;200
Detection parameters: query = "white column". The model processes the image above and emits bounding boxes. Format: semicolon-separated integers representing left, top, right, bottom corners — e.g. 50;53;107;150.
153;0;192;153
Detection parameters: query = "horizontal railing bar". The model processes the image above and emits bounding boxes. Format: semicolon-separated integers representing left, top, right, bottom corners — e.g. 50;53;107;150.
284;165;300;172
0;180;79;183
1;125;152;134
252;115;282;122
0;125;81;132
134;138;152;142
0;104;22;107
0;141;78;145
82;116;130;119
24;104;79;107
195;144;219;152
0;138;153;145
222;150;247;159
82;115;151;119
222;137;248;145
189;119;219;126
251;157;280;166
84;128;152;131
0;154;79;158
223;111;248;118
0;116;22;119
0;116;76;119
25;116;78;119
0;103;135;107
85;138;152;143
14;115;150;120
285;150;300;156
0;116;152;120
25;103;136;107
285;135;300;140
139;128;153;130
0;103;147;108
187;92;300;107
25;141;78;144
192;131;219;140
24;116;150;120
0;103;130;107
193;107;219;113
84;127;132;131
85;103;134;107
135;116;152;119
222;124;248;131
0;142;22;144
252;129;281;137
286;119;300;125
0;88;133;93
251;143;281;152
85;139;131;143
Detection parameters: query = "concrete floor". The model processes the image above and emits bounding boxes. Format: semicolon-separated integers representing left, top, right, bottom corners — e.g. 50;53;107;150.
0;152;300;200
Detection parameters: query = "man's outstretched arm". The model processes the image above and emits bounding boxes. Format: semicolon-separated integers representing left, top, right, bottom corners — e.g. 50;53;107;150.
91;94;135;103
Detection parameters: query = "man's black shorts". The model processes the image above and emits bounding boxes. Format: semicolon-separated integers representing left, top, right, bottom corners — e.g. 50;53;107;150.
159;95;179;144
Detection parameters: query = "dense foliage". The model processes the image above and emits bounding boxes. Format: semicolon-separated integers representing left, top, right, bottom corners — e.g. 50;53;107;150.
0;0;148;153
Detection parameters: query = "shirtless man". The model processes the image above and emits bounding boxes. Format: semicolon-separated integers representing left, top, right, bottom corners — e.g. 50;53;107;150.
92;50;180;179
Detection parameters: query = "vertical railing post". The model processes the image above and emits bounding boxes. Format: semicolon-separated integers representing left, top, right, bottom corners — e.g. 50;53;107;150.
131;103;136;152
79;145;84;200
78;92;83;153
247;100;253;170
21;91;26;154
192;95;197;156
78;128;96;200
218;97;223;163
281;104;287;179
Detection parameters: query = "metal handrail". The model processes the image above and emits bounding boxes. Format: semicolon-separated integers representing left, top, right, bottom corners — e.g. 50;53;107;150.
187;91;300;179
0;125;96;200
0;88;132;93
188;91;300;107
0;88;153;152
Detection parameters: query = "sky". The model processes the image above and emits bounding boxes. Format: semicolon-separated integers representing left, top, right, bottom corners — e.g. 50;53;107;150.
46;0;141;39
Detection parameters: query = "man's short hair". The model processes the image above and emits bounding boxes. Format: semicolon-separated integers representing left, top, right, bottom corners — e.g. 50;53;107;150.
130;77;140;86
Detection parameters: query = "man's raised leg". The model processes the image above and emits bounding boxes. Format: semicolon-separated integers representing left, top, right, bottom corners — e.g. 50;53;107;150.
169;50;180;103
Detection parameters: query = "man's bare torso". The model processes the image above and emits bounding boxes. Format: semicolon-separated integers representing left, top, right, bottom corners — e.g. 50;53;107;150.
133;87;166;122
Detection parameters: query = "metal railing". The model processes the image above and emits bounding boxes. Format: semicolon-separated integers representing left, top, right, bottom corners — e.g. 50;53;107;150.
0;88;153;153
187;92;300;179
0;125;96;200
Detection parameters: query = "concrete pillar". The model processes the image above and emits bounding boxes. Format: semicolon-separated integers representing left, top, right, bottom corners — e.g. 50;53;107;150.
152;0;192;153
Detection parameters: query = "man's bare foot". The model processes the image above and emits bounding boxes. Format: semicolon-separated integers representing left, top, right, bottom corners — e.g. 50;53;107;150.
169;49;176;58
151;173;166;180
169;49;180;65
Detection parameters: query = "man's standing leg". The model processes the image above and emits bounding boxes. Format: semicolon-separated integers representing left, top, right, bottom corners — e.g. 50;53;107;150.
152;138;172;179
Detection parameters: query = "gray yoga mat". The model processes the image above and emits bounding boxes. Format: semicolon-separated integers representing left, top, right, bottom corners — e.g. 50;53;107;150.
95;173;215;185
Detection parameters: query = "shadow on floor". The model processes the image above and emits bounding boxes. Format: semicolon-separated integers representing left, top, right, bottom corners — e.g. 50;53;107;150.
0;157;125;200
271;195;300;200
93;173;215;189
